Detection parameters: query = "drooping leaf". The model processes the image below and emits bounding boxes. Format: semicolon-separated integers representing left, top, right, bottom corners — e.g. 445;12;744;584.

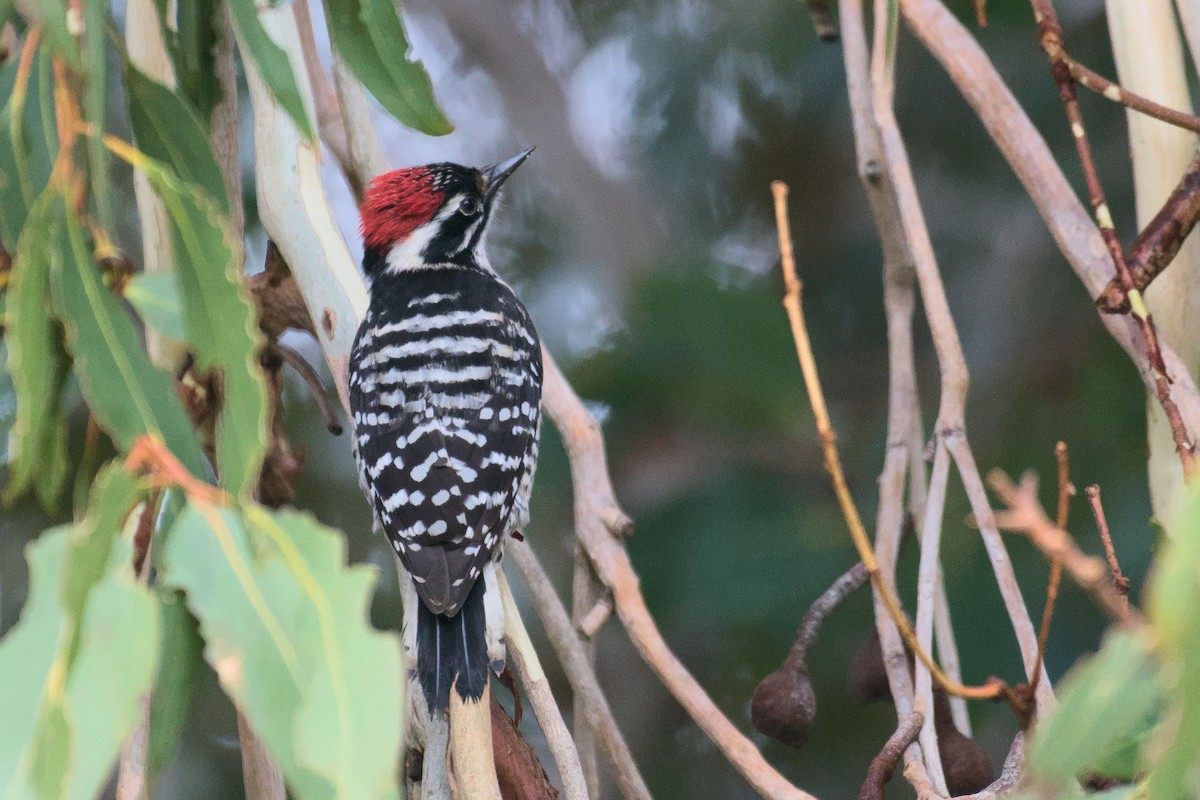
146;588;205;782
108;139;267;497
162;502;403;800
0;467;159;799
61;465;145;635
1146;487;1200;797
0;529;70;793
151;0;223;120
322;0;452;136
0;44;57;249
225;0;314;139
124;271;187;342
0;0;13;36
1029;630;1162;788
46;195;209;479
82;0;114;233
4;190;71;509
61;557;159;799
123;62;228;211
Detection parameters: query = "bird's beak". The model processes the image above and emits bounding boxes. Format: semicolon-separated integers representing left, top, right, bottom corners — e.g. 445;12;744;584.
483;147;534;201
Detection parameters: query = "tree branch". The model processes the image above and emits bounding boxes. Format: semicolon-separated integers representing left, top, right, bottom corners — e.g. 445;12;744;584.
897;0;1200;471
508;543;652;800
986;470;1143;627
858;711;923;800
1095;149;1200;313
497;570;589;800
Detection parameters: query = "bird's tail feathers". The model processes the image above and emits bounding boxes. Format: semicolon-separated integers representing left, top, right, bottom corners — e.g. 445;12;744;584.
417;579;488;713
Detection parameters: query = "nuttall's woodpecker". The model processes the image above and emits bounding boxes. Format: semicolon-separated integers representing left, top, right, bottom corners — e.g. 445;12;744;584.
349;151;542;712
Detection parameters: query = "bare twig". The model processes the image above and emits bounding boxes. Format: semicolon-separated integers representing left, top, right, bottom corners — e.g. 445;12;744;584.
1085;485;1131;603
1096;150;1200;312
1030;442;1072;696
987;471;1142;626
836;0;931;781
542;355;815;800
571;547;605;798
871;5;1053;702
329;53;388;200
276;343;343;434
1062;54;1200;135
498;570;589;800
291;0;357;191
899;0;1200;453
576;593;613;639
858;711;923;800
509;542;653;800
772;181;1001;706
1031;0;1196;478
797;562;869;660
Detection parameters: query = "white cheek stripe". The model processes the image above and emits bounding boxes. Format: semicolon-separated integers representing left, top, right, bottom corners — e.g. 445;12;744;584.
384;197;463;273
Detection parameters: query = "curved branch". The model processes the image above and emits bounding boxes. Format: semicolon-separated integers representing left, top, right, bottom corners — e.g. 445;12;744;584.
497;570;589;800
542;355;816;800
508;543;652;800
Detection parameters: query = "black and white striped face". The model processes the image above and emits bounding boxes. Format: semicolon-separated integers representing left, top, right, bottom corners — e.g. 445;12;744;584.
360;151;533;278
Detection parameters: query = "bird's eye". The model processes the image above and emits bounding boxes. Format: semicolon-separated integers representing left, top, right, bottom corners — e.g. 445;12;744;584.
459;196;480;216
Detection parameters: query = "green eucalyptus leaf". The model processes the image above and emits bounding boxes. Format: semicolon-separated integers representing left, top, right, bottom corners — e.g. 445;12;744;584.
110;140;267;497
123;62;229;212
1146;487;1200;798
62;562;159;798
0;47;57;251
46;195;209;479
225;0;314;138
82;0;113;233
1029;631;1161;788
162;502;403;800
124;271;187;342
162;0;223;120
0;465;159;799
0;529;70;793
146;589;204;782
322;0;451;135
4;190;71;510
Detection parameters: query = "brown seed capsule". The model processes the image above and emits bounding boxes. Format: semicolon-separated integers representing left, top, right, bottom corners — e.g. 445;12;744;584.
848;630;892;704
933;689;994;795
751;651;816;749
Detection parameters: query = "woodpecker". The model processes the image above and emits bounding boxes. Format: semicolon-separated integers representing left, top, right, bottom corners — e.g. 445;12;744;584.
349;151;542;713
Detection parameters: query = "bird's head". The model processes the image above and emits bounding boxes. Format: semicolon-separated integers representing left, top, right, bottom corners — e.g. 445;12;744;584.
359;149;533;278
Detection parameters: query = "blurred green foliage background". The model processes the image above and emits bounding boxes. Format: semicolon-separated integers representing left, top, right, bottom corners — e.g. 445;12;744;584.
0;0;1162;796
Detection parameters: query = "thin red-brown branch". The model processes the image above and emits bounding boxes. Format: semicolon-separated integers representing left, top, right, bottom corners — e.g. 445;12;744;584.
1067;60;1200;134
1031;0;1196;478
1085;485;1130;608
987;470;1141;627
1096;149;1200;313
859;711;924;800
1030;442;1072;695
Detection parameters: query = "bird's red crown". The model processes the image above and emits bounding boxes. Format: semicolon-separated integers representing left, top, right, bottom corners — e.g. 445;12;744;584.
359;167;445;250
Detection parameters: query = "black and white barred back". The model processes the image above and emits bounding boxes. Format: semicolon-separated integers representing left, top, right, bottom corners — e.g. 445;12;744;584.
350;263;541;709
